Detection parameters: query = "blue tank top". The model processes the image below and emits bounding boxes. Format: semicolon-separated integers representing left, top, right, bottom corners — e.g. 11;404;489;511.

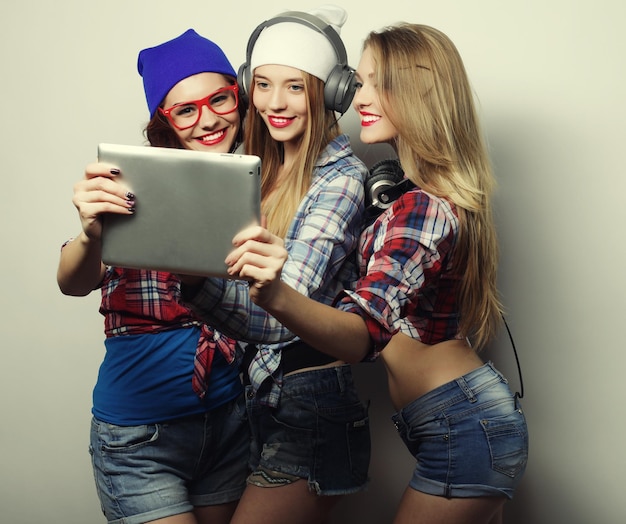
92;326;242;425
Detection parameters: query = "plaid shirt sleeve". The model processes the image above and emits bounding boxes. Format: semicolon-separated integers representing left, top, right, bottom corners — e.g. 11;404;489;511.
337;189;460;357
281;154;364;304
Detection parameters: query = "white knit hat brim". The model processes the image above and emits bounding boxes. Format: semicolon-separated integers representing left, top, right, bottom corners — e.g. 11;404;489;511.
249;21;339;82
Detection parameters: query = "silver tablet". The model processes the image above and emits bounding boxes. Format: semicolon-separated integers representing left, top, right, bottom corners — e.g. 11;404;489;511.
99;143;261;278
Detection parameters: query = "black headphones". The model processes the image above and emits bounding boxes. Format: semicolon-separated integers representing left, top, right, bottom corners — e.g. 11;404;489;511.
364;159;416;223
237;11;357;114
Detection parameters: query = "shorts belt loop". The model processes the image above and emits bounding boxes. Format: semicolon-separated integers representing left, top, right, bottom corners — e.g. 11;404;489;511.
335;366;346;393
456;376;477;402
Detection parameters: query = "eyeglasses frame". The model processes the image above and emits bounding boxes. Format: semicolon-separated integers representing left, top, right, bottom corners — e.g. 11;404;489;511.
158;84;240;130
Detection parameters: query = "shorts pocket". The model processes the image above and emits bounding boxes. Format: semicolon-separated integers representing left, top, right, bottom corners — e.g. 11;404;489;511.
480;408;528;478
95;419;160;453
345;414;371;486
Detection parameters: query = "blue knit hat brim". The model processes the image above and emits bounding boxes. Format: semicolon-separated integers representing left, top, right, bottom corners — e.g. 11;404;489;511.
138;29;237;118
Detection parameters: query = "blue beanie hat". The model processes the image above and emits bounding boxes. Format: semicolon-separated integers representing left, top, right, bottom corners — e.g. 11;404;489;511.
137;29;237;118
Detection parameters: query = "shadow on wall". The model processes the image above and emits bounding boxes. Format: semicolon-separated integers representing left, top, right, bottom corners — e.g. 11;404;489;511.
330;361;412;523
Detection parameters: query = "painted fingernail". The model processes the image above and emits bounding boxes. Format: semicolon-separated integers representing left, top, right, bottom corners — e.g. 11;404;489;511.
126;191;135;200
126;199;135;207
128;207;135;214
110;168;120;175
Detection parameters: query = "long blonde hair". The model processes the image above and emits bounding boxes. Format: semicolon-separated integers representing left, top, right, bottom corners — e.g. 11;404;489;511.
244;72;341;239
365;24;503;349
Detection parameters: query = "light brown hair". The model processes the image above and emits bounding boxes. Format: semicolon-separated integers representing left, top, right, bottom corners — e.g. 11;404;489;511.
364;23;503;349
244;71;341;238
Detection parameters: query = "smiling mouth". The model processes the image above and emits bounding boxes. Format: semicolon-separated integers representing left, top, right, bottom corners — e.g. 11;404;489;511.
268;116;294;128
360;113;381;127
195;129;227;145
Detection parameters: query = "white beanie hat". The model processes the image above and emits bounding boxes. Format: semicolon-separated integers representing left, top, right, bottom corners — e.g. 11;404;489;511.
249;4;348;82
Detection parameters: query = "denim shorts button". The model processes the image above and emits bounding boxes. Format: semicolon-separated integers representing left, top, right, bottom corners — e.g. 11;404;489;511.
247;389;255;399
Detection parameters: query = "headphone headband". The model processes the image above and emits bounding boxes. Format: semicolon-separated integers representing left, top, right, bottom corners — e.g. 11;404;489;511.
238;11;356;114
244;11;348;67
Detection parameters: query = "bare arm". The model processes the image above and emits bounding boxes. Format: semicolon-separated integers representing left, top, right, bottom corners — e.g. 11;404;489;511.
57;231;107;296
226;226;371;363
57;162;134;296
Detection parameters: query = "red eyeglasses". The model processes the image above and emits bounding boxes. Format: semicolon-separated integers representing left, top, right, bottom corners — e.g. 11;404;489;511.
159;84;239;130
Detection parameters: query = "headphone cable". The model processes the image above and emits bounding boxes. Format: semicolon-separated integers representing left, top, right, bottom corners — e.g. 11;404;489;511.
502;314;525;400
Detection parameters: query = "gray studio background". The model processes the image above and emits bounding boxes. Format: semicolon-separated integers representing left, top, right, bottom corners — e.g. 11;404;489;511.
1;1;624;522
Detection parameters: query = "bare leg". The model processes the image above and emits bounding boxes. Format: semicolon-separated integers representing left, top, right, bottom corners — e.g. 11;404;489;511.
147;512;197;524
144;500;238;524
393;487;505;524
194;501;239;524
230;480;342;524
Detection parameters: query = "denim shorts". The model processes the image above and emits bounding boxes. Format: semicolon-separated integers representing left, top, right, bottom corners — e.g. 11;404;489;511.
89;394;249;524
391;362;528;499
246;364;370;495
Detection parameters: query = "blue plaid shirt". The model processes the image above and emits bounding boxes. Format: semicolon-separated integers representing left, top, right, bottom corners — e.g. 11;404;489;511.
184;134;366;405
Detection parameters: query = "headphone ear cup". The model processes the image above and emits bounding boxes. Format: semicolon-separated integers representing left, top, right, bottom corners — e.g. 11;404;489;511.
237;62;251;105
365;159;405;210
324;65;356;114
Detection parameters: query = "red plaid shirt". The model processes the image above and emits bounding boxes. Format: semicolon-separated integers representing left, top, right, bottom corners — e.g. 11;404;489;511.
337;188;463;357
101;267;200;336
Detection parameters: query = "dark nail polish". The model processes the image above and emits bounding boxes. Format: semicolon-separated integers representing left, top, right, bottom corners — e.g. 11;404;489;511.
110;168;120;175
126;191;135;200
128;207;136;214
